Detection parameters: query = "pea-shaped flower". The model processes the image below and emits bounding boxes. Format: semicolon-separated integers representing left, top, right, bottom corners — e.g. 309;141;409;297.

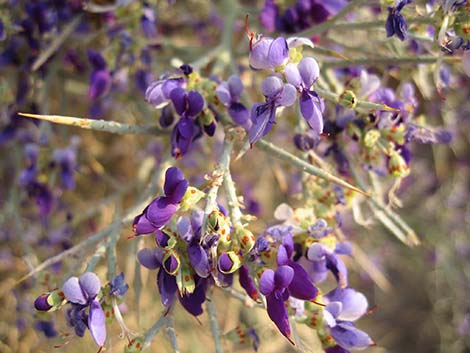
62;272;106;347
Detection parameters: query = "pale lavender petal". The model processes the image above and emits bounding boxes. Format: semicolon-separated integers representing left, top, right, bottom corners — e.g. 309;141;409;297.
177;216;192;242
330;322;373;350
331;288;368;322
248;103;271;144
137;248;162;269
325;301;342;319
268;37;289;67
227;75;244;101
307;242;326;261
88;299;106;346
277;84;297;107
286;37;314;48
323;308;337;328
63;277;87;304
79;272;101;299
284;63;302;88
215;82;231;106
276;245;289;266
261;76;283;98
287;260;318;300
260;269;275;295
249;38;272;70
298;57;320;88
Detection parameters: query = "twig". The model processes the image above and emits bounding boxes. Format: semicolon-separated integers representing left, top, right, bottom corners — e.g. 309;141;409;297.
207;294;224;353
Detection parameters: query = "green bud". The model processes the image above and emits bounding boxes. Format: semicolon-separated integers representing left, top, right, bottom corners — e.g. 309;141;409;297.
381;124;405;145
235;227;256;254
180;186;205;211
208;209;232;245
388;150;410;177
363;130;381;148
338;90;357;109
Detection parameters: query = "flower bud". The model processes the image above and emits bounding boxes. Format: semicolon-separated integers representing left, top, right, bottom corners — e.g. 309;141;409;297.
235;228;256;254
363;129;381;148
34;294;53;311
338;90;357;109
218;251;242;274
125;337;145;353
388;150;410;177
162;251;180;275
382;124;405;145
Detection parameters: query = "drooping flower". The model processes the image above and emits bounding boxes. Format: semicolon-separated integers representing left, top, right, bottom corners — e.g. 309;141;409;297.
62;272;106;347
248;76;297;144
132;167;188;235
216;75;251;130
385;0;413;41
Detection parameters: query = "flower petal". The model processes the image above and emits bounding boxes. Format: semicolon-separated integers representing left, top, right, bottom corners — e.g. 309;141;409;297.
249;37;272;70
137;248;162;269
63;277;87;305
88;299;106;346
266;294;292;343
259;269;275;295
179;279;207;316
284;63;302;88
248;103;273;145
157;270;177;307
298;57;320;88
239;265;259;301
170;87;187;115
227;75;244;101
187;91;205;117
145;197;178;228
261;76;283;98
188;244;209;278
277;84;297;107
274;265;294;289
268;37;289;67
215;82;231;106
79;272;101;299
330;322;373;350
300;90;324;134
287;260;318;300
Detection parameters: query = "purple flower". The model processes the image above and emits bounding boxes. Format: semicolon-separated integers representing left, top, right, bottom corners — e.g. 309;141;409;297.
248;76;296;144
216;76;251;130
52;138;79;190
259;234;318;343
385;0;413;41
169;87;205;158
62;272;106;347
249;37;289;70
141;3;157;39
306;242;348;287
285;57;325;134
323;287;373;351
145;78;185;108
87;50;111;100
34;320;58;338
109;272;129;298
132;167;188;235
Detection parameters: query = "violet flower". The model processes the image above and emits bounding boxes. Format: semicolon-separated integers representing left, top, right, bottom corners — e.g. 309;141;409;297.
137;247;208;315
87;49;111;101
249;37;289;70
132;167;188;235
323;287;373;351
141;3;157;39
385;0;413;41
306;241;349;287
52;137;79;190
169;87;205;158
216;75;251;130
248;76;296;145
259;234;318;343
285;57;325;134
145;77;184;108
62;272;106;347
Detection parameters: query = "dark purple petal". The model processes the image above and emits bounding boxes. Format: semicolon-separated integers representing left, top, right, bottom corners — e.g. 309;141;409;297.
259;0;278;33
79;272;101;299
87;49;107;70
179;279;207;316
259;269;275;295
274;265;294;289
287;260;318;300
88;299;106;346
326;253;348;288
170;87;187;115
132;212;156;235
163;254;180;274
325;345;350;353
188;244;209;278
34;320;58;338
157;270;177;307
282;235;294;258
145;197;178;228
239;265;259;301
34;295;52;311
187;91;205;117
88;70;111;100
218;253;234;273
276;245;289;266
266;294;292;343
248;103;275;145
228;102;250;128
137;248;162;269
268;37;288;67
330;322;372;350
163;167;187;199
63;277;87;305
